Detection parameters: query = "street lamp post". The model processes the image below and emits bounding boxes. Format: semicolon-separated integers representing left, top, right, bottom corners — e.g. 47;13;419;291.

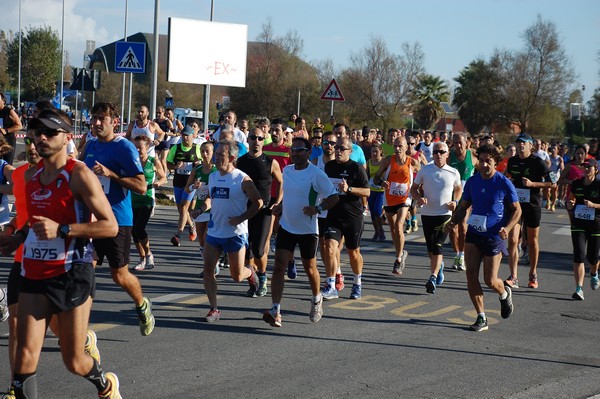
150;0;160;120
202;0;215;137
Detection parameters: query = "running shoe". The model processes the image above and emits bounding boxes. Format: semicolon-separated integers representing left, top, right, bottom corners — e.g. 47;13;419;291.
84;330;101;364
371;233;379;241
335;273;345;291
136;297;155;336
256;275;268;297
378;232;386;242
219;253;230;269
170;234;181;247
528;273;538;289
310;297;323;322
411;220;418;232
188;224;197;241
247;267;260;294
392;260;402;275
425;275;436;294
287;259;297;279
4;385;15;399
145;252;155;270
500;286;514;319
134;257;146;271
470;316;488;332
350;284;362;300
321;283;339;300
99;372;121;399
397;250;408;274
263;309;282;327
436;262;445;286
504;275;519;289
0;288;8;322
453;255;465;271
572;286;584;301
404;222;412;234
205;308;221;323
591;274;600;290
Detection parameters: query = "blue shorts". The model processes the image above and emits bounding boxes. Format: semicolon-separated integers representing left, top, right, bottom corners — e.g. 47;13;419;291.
465;231;505;257
206;233;248;254
174;186;195;204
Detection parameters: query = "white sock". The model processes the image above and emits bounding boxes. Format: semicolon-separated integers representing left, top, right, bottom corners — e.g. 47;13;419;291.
327;277;335;288
478;312;486;320
313;294;322;303
271;303;280;313
354;274;362;285
458;251;464;258
500;290;508;300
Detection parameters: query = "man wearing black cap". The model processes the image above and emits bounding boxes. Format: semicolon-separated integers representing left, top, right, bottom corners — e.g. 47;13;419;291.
505;133;553;289
3;109;122;398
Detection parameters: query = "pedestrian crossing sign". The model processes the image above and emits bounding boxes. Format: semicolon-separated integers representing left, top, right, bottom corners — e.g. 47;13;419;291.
321;79;345;101
115;41;146;74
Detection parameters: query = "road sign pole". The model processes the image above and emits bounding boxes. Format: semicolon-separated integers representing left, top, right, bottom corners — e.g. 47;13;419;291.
330;101;334;117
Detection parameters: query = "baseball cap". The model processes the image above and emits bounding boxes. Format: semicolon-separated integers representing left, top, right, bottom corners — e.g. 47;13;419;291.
29;109;73;132
516;133;533;143
582;159;598;168
181;126;194;135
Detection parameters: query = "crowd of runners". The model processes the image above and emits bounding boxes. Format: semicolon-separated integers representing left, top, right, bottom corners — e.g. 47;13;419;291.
0;98;598;398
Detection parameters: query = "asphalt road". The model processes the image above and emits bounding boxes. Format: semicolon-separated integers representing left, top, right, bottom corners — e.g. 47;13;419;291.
1;199;599;398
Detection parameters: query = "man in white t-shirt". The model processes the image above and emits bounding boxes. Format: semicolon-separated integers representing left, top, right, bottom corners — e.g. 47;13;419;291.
200;139;263;322
263;137;339;328
212;111;248;148
410;141;462;294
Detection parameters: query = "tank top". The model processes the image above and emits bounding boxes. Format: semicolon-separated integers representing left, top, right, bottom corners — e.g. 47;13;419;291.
132;156;156;208
385;156;412;207
171;143;201;188
132;120;156;156
449;150;475;185
22;159;94;280
192;164;217;213
367;159;384;192
236;153;273;205
207;168;249;238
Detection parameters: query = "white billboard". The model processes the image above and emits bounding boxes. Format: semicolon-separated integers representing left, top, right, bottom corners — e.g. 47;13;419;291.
167;18;247;87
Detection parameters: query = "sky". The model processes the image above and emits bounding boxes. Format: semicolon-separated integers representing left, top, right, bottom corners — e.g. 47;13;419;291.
3;0;600;103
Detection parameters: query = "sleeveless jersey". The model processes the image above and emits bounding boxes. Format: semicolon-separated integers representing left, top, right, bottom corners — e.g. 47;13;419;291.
449;150;475;185
368;159;385;192
132;156;156;208
237;153;273;205
22;159;94;280
192;164;217;213
263;143;291;198
167;143;201;188
385;156;412;207
207;169;249;238
131;120;156;156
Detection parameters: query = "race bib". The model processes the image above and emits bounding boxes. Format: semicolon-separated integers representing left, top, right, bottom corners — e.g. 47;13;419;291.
196;185;209;201
97;175;110;194
329;178;345;195
23;233;66;261
515;188;530;203
467;214;487;232
176;162;193;175
575;204;595;220
389;182;408;197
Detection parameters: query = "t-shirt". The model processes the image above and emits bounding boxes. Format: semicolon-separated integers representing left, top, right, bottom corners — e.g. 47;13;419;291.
570;178;600;228
207;169;249;238
83;136;143;226
349;143;367;166
280;163;336;235
166;143;202;188
324;159;369;220
461;172;518;238
417;141;434;163
506;154;550;207
414;163;461;216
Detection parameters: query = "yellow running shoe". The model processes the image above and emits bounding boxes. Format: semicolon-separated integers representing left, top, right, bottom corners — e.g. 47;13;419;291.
84;330;101;364
98;372;121;399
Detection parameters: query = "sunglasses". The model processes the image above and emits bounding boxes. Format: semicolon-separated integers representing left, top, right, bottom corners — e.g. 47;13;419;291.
433;150;447;155
290;147;309;153
407;142;416;145
249;135;265;141
322;140;334;146
24;137;34;146
312;136;322;140
334;145;350;151
33;128;65;137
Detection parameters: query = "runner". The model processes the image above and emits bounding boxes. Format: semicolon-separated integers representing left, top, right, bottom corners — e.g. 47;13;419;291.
546;145;564;212
405;133;428;234
566;158;600;300
447;144;520;332
201;140;263;322
131;135;167;271
505;133;553;290
411;141;462;294
125;105;165;158
367;143;386;241
3;109;121;398
82;101;155;336
263;138;339;327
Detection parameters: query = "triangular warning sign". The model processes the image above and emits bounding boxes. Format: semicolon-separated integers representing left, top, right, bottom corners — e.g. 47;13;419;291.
321;79;345;101
118;47;142;70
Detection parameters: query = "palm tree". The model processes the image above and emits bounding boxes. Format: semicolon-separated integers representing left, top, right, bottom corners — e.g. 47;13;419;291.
412;74;450;130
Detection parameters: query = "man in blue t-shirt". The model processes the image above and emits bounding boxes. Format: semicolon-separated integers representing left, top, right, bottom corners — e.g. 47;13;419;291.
447;144;521;332
83;101;155;336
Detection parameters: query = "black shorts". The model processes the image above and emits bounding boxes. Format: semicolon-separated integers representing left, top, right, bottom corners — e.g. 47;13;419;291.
323;217;364;250
275;227;318;260
465;231;505;257
421;215;451;255
384;203;410;214
248;206;274;258
93;226;132;268
318;217;327;238
7;261;22;306
155;141;169;151
132;206;153;242
520;203;542;229
19;263;96;313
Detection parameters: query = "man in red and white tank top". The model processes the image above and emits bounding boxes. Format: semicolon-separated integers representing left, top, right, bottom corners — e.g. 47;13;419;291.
0;109;121;398
125;105;165;157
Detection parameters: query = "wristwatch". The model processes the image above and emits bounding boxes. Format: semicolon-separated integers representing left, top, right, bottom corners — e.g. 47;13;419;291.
59;224;71;239
316;205;323;214
347;186;353;194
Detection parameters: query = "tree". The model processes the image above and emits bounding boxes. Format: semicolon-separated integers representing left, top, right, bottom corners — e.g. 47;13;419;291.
6;25;62;100
412;74;450;130
0;31;10;90
453;59;503;133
